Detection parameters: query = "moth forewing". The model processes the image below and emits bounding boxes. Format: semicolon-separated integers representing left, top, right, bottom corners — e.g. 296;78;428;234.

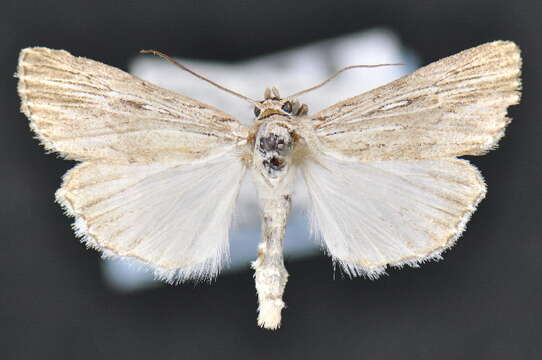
17;47;249;163
306;41;521;162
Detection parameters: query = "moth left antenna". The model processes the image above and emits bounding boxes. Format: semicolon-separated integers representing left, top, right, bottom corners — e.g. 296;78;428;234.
287;63;403;99
140;49;259;106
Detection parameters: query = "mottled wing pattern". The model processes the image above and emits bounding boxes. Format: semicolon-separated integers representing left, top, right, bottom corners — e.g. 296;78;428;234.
305;41;521;161
300;41;521;276
17;47;249;281
17;47;248;163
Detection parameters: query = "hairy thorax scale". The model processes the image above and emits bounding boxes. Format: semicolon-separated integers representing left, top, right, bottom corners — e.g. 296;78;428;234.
251;87;307;194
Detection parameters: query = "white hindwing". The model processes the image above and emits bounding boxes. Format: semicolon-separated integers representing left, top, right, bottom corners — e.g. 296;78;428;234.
301;156;486;278
57;153;246;283
18;47;249;282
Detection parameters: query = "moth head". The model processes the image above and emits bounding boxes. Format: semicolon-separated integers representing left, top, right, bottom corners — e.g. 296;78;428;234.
253;86;308;119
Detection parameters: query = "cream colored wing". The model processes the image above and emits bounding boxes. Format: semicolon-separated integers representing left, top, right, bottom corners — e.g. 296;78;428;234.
17;47;248;163
302;41;521;161
57;152;246;282
301;155;485;278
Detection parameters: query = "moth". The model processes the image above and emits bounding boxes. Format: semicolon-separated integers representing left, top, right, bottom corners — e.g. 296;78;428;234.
17;41;521;329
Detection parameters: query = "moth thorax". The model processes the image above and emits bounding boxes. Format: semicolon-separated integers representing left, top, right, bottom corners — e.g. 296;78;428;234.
255;121;294;179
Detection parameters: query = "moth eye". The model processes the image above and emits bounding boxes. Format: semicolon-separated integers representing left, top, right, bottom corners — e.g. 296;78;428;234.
254;107;261;117
281;101;292;113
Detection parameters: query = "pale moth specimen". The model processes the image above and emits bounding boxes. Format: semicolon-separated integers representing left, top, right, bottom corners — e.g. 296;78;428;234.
17;41;521;329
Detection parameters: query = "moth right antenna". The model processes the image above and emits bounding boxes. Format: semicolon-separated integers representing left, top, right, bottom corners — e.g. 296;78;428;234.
287;63;403;99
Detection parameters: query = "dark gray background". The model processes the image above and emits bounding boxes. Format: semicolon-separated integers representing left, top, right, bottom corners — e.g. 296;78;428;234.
1;0;541;359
